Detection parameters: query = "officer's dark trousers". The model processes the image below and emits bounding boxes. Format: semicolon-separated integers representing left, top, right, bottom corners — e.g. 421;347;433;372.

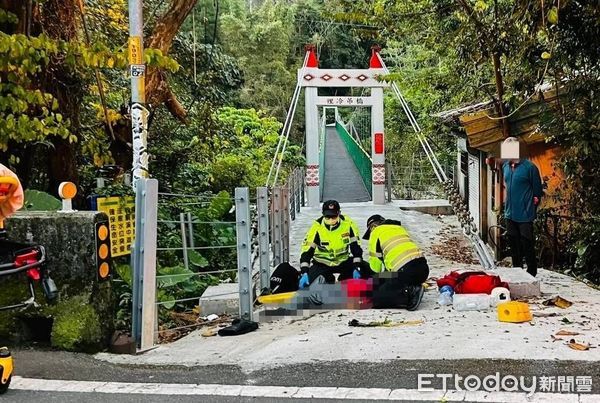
307;258;371;284
371;257;430;308
506;219;537;277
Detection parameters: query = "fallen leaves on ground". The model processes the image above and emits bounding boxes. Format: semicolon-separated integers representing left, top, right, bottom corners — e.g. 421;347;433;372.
158;312;232;343
561;317;573;324
556;329;580;336
201;327;218;337
567;339;590;351
542;296;573;309
533;312;558;318
429;235;478;265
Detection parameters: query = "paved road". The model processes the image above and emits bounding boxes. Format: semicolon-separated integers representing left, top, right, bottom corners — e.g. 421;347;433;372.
1;392;474;403
3;348;598;401
322;126;371;202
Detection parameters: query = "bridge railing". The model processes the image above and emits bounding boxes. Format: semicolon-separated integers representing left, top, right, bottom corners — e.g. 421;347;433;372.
335;121;373;196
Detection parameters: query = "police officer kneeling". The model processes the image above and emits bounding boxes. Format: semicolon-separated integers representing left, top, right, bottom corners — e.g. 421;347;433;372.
363;215;429;310
299;200;365;288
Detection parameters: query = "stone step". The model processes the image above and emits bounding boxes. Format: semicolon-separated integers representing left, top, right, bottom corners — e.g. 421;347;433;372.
395;200;454;215
198;283;239;316
497;267;541;298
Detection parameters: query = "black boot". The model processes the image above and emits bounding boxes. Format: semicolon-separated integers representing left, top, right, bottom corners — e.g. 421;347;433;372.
406;285;425;311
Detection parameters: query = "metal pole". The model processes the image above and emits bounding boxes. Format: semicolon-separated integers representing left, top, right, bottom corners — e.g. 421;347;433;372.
180;213;189;270
289;174;296;221
295;169;301;214
131;179;145;348
186;212;195;249
386;161;393;202
128;0;149;188
235;188;253;321
131;178;158;352
282;187;290;262
257;187;270;292
272;187;282;267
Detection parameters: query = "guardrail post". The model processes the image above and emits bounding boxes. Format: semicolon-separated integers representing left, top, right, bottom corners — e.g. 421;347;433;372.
296;168;302;213
131;178;158;352
186;212;195;249
386;161;393;202
180;213;189;270
272;187;282;266
257;187;270;293
301;168;306;207
282;186;290;262
235;187;253;321
289;175;296;221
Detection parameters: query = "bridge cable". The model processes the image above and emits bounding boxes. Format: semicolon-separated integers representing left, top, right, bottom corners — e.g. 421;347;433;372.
266;52;309;187
377;53;496;270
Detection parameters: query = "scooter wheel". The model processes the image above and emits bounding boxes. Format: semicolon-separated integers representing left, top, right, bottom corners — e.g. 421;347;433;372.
0;376;11;394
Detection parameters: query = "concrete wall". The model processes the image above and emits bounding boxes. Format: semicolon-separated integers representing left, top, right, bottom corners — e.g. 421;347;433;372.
0;211;114;351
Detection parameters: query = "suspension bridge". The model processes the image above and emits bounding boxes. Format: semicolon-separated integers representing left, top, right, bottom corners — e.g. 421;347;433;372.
266;45;495;268
127;45;497;351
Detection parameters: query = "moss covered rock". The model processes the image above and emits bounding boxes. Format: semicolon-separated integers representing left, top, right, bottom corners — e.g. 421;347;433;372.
4;211;115;350
50;295;103;352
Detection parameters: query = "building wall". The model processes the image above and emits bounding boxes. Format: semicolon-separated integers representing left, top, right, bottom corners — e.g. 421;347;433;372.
527;143;563;208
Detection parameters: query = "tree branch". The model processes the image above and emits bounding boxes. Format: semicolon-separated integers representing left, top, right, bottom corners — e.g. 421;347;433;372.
145;0;199;123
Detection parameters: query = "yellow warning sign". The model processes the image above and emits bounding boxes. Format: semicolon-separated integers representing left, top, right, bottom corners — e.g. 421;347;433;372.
128;36;143;65
97;196;135;257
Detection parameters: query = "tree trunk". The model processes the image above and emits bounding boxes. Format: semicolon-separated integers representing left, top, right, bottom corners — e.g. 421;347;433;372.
40;0;82;198
145;0;199;123
110;0;198;171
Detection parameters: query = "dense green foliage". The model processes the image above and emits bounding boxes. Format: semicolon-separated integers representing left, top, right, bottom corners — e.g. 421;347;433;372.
2;1;599;339
333;0;600;282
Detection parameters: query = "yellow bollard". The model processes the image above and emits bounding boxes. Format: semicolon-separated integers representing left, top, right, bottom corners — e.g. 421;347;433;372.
0;347;13;394
497;301;532;323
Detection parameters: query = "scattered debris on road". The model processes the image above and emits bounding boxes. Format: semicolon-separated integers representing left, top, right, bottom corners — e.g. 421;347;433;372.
429;235;478;265
543;296;573;309
348;318;424;328
556;329;579;336
201;327;218;337
158;312;232;343
567;339;590;351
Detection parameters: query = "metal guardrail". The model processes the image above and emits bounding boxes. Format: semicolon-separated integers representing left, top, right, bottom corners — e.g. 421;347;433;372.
245;167;305;308
131;169;306;349
335;121;372;195
388;162;454;200
152;190;240;334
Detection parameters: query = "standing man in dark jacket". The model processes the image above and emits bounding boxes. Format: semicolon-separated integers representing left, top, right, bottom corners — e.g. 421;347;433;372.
502;137;544;277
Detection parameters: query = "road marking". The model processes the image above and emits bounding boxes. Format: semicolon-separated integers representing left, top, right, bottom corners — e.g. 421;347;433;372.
10;377;597;402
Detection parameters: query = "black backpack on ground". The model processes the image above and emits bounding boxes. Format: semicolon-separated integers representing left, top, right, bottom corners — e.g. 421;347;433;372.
269;262;300;294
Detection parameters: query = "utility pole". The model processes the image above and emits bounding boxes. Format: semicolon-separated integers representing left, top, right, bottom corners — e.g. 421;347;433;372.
128;0;152;352
128;0;149;189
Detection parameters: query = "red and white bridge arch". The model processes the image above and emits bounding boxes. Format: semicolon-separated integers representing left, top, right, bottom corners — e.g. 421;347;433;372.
299;46;389;206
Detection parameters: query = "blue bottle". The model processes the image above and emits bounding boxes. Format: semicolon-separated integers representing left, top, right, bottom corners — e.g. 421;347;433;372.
438;285;454;306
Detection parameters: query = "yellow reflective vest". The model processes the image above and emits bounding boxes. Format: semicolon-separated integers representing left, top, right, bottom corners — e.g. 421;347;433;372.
300;215;362;269
368;223;423;273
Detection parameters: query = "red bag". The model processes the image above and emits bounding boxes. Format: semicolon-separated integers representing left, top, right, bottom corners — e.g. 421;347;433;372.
436;271;509;294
